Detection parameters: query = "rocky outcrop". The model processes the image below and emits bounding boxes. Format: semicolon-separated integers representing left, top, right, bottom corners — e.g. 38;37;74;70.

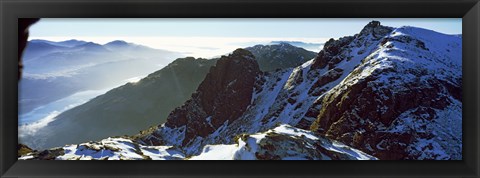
253;132;371;160
310;36;354;70
164;49;260;146
19;147;65;160
231;125;377;160
17;144;34;157
308;68;343;96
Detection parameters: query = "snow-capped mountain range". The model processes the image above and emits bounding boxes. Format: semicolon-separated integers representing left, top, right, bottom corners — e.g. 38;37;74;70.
19;21;462;160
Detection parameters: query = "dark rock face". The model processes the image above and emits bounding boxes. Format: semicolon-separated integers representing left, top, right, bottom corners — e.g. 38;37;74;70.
310;37;354;70
165;49;260;145
311;69;461;160
308;68;343;95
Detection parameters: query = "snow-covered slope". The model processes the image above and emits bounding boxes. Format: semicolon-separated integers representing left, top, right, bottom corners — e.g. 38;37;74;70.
20;21;462;160
19;137;185;160
19;125;376;160
190;124;376;160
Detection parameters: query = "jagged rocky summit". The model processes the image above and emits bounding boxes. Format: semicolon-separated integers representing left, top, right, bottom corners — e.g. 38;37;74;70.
19;21;462;160
164;49;260;146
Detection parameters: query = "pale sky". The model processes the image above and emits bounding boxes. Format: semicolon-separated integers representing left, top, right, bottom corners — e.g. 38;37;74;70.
29;18;462;58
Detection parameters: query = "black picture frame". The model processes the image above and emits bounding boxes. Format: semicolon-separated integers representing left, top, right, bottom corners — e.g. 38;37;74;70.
1;0;479;177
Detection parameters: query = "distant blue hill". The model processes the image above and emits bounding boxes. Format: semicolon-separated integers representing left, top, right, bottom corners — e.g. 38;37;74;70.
270;41;324;52
29;39;89;47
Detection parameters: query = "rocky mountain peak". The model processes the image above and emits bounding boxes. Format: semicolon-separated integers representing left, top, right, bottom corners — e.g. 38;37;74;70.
310;21;393;70
365;20;381;28
359;20;393;38
163;48;260;146
197;48;260;115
